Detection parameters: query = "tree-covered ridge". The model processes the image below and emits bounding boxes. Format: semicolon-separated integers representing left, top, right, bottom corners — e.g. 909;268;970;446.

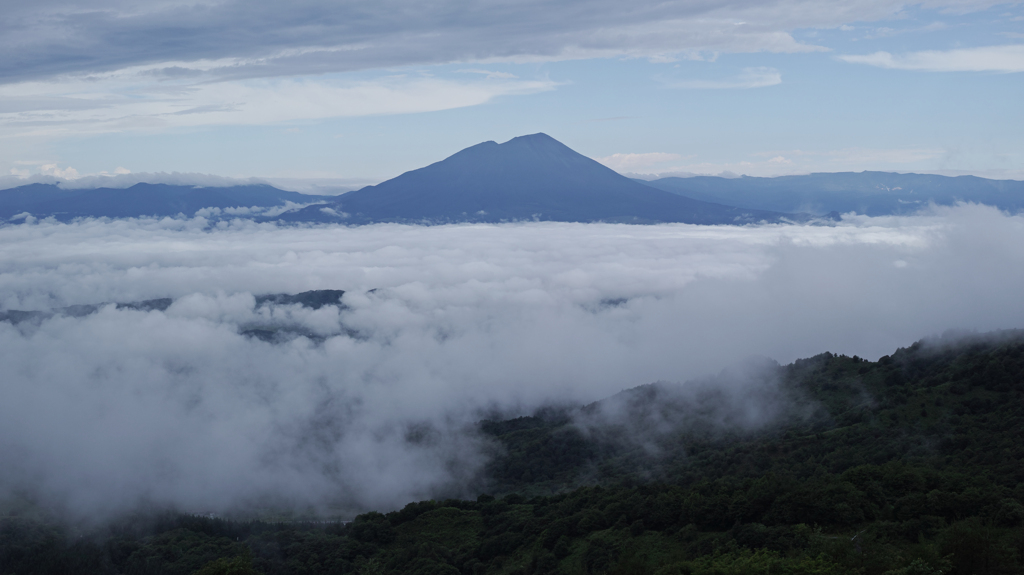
481;332;1024;499
2;331;1023;574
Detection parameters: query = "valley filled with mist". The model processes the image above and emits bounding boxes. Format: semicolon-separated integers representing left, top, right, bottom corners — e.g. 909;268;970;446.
2;204;1024;574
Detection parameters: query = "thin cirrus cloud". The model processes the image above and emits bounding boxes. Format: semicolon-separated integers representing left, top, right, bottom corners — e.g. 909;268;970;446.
612;146;949;178
664;67;783;89
839;44;1024;72
596;152;687;171
754;147;946;166
0;74;557;138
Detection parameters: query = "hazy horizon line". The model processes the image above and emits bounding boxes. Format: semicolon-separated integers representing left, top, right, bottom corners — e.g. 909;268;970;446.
4;166;1023;195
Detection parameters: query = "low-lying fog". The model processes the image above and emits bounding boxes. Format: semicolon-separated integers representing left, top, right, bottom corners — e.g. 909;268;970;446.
1;204;1022;519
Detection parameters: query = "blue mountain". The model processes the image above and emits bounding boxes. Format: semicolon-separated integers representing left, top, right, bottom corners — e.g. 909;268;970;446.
276;134;797;225
0;183;332;221
639;172;1024;216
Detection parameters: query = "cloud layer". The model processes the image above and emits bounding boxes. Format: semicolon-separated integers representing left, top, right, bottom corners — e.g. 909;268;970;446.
0;73;557;139
840;44;1024;72
2;206;1024;519
0;0;1012;138
0;0;835;85
7;0;1015;84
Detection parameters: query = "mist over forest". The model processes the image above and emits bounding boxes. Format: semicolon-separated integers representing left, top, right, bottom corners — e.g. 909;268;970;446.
2;203;1023;523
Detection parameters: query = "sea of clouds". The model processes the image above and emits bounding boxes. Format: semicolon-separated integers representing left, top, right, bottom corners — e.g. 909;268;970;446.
1;204;1023;520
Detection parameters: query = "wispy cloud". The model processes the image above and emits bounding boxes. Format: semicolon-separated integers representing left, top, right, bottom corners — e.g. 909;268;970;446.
0;74;557;138
456;69;519;79
839;44;1024;72
588;116;636;122
755;147;946;165
665;67;782;89
596;152;687;171
860;21;948;40
617;146;949;179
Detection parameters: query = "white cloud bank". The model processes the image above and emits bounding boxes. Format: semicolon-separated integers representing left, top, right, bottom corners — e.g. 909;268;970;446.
839;44;1024;72
1;206;1024;519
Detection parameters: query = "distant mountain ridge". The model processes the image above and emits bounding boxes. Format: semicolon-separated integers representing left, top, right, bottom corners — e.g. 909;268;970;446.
4;138;1021;224
0;183;332;221
639;172;1024;216
276;133;798;225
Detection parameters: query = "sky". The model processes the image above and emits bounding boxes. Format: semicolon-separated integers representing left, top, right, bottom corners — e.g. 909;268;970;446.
2;0;1023;190
3;205;1024;517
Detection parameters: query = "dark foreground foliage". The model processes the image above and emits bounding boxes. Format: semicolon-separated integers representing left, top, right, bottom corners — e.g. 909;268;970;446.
3;331;1024;574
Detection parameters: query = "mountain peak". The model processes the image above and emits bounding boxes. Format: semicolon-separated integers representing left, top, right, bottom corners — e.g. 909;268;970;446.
275;133;794;225
501;132;574;154
505;132;558;144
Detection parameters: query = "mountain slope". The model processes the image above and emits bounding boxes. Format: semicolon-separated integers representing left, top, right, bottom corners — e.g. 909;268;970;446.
640;172;1024;216
480;330;1024;497
5;330;1023;575
277;134;798;225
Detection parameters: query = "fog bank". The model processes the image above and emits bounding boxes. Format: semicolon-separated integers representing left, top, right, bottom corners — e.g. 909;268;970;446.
1;204;1022;518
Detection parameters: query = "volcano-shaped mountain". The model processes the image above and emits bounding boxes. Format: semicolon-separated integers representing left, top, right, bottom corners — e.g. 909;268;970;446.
277;134;798;225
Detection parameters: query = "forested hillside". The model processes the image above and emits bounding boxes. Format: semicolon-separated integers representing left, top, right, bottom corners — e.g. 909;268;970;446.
3;331;1023;574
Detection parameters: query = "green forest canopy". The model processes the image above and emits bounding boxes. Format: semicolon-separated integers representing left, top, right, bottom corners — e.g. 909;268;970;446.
2;331;1023;574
